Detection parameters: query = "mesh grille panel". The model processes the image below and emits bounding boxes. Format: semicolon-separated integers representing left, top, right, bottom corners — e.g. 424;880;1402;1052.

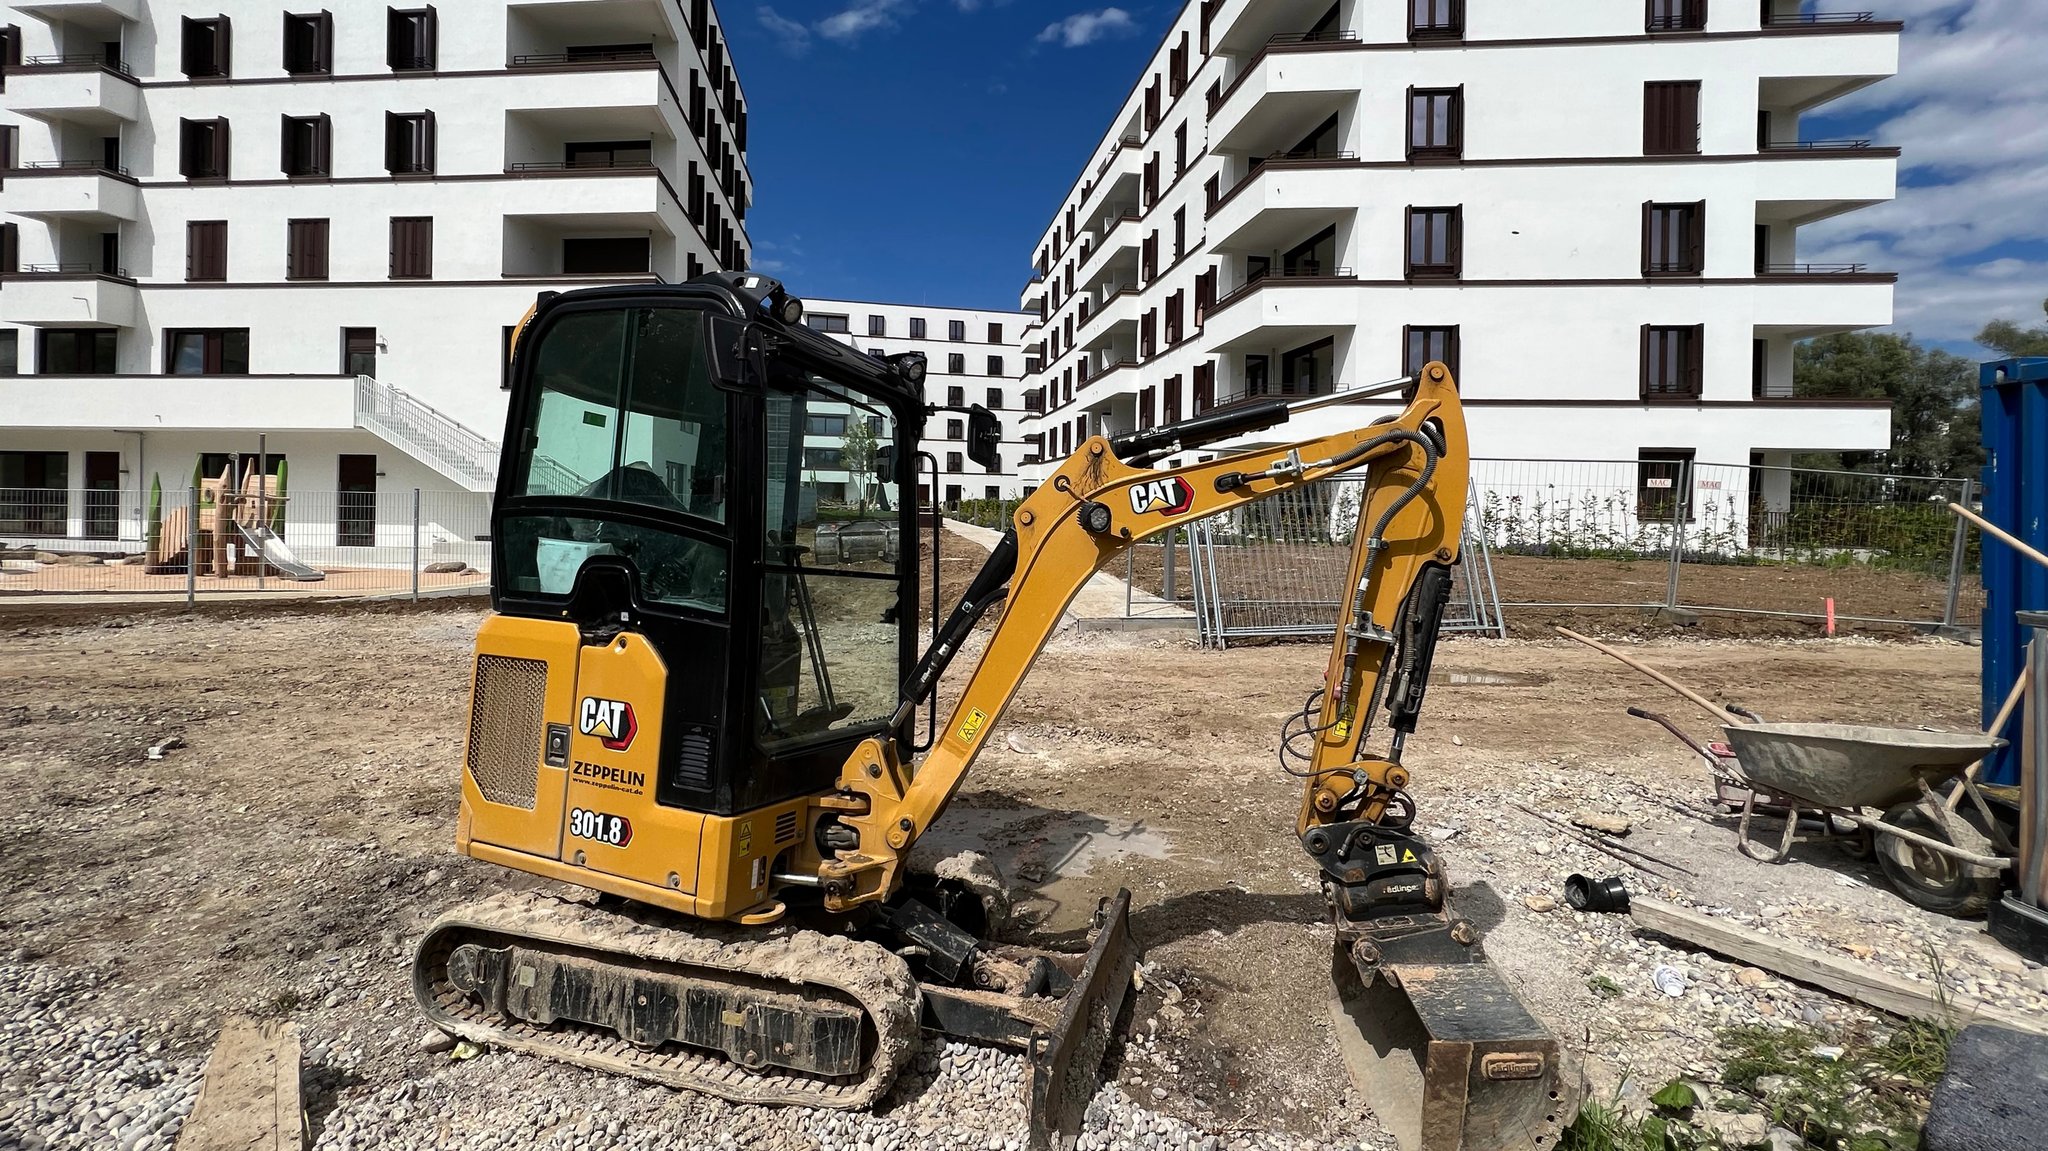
775;811;798;844
466;655;548;809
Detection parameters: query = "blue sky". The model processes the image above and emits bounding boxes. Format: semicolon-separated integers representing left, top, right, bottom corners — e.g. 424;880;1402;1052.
730;1;2047;353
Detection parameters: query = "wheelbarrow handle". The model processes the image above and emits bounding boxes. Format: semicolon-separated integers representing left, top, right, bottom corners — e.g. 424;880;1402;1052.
1627;707;1723;765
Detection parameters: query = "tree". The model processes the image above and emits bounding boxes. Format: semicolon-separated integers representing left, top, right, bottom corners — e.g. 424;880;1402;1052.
1794;331;1983;477
1978;298;2048;359
840;416;877;515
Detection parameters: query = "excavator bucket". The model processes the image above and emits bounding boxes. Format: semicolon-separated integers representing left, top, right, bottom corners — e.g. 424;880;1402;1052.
1329;941;1573;1151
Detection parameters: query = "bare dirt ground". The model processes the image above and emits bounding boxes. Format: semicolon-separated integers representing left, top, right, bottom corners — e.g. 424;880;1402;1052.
4;584;2040;1149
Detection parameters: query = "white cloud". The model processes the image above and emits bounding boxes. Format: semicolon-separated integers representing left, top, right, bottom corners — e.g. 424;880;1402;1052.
1036;8;1136;48
757;5;812;53
1800;0;2048;346
819;0;914;41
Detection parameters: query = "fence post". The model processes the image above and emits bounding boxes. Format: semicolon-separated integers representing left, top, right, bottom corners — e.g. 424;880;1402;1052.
1162;528;1177;603
1944;476;1975;628
1664;458;1690;609
412;488;422;603
1124;549;1134;617
186;484;199;608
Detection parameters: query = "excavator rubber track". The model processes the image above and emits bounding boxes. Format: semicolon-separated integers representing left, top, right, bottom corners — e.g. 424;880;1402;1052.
411;890;921;1109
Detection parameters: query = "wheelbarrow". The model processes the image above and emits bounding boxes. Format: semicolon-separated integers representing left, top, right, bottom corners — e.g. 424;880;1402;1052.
1719;723;2013;917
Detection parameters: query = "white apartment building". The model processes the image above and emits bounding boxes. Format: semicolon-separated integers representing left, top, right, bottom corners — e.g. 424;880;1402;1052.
0;0;751;546
1016;0;1902;507
798;298;1031;507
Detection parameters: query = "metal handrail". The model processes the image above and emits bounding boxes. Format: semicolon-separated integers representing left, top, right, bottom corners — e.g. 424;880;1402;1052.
1759;262;1872;275
1266;29;1361;46
510;49;657;66
12;262;130;278
1762;138;1875;150
12;159;131;176
353;375;500;492
1209;266;1357;313
1762;10;1875;24
506;159;656;172
19;54;133;76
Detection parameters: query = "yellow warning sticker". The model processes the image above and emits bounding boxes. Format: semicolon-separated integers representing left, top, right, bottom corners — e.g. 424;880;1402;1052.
737;819;753;858
1400;847;1419;863
957;707;989;746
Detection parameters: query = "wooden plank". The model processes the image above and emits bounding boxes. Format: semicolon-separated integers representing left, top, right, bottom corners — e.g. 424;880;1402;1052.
1629;897;2048;1037
176;1017;305;1151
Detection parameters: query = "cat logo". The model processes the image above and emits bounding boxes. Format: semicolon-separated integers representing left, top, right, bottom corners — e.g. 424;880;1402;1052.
1127;477;1195;516
578;696;638;752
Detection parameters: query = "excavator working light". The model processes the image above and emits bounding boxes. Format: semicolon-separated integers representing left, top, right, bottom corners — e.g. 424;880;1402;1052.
777;295;805;325
892;353;927;386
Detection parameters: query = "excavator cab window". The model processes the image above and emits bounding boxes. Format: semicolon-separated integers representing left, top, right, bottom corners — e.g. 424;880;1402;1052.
756;375;904;750
499;305;731;611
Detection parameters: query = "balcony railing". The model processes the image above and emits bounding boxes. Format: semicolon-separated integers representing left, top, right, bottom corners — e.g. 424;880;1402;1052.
1209;29;1362;115
506;158;656;172
1762;138;1875;151
10;262;131;279
19;54;133;77
1209;150;1360;217
510;49;657;66
1209;265;1357;315
10;159;132;177
1083;357;1139;383
1758;262;1872;275
1762;10;1877;25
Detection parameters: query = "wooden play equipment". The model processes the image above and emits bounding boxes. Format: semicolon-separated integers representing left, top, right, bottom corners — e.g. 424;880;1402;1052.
146;461;324;581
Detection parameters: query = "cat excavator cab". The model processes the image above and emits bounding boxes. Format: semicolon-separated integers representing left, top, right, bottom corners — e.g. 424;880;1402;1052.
412;273;1567;1150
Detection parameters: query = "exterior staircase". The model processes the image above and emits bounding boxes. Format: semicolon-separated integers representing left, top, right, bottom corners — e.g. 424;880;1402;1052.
353;375;500;492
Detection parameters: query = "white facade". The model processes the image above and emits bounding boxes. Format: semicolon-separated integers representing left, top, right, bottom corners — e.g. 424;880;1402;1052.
798;298;1031;506
1016;0;1901;491
0;0;751;546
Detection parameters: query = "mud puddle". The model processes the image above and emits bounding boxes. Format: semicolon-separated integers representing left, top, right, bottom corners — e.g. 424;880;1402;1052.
919;802;1177;932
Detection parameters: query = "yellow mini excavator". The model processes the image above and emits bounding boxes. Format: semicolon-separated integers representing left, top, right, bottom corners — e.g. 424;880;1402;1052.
413;273;1566;1151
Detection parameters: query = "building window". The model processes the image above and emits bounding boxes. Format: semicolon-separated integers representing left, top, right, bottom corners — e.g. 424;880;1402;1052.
0;329;15;375
1643;201;1705;276
186;221;228;282
1646;0;1707;32
987;322;1003;343
1752;338;1767;399
564;140;651;169
1644;81;1701;156
1281;337;1332;395
338;455;377;546
38;329;117;374
941;353;961;375
179;118;230;180
946;418;964;440
949;319;966;341
562;237;649;274
1406;207;1462;279
807;414;847;436
344;327;378;376
946;452;963;472
385;112;435;174
1403;325;1460;381
388;7;437;71
910;317;927;339
1410;0;1464;39
1637;448;1695;520
805;313;851;333
286;218;329;280
182;15;231;78
985;485;1000;499
987;356;1004;377
165;329;250;375
987;388;1004;408
1407;87;1463;161
283;12;332;74
280;113;331;177
868;314;886;337
947;385;965;406
1642;325;1704;399
390;217;433;279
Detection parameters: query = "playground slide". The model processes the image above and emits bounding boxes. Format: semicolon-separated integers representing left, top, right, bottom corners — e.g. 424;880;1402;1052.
234;522;325;582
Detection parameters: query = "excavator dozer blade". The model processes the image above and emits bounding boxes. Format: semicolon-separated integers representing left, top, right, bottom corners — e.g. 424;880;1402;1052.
1025;888;1138;1151
1329;944;1574;1151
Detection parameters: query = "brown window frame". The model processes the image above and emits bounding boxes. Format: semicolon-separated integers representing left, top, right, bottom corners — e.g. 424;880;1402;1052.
987;356;1004;377
947;353;966;374
1644;81;1702;156
1640;324;1705;400
948;319;966;342
182;14;232;79
1646;0;1708;32
1405;205;1463;280
282;11;332;75
185;220;227;282
384;111;436;175
987;322;1003;343
389;216;433;279
1642;201;1706;276
1409;0;1464;40
280;112;331;177
1402;325;1461;381
179;118;231;180
387;6;437;71
1407;86;1464;161
286;218;329;281
164;328;250;375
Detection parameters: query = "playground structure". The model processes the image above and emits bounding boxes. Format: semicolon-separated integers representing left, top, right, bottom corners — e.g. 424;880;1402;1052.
147;461;325;582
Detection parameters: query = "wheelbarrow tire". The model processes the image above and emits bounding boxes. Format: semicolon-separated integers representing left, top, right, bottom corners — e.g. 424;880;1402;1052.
1874;803;1999;918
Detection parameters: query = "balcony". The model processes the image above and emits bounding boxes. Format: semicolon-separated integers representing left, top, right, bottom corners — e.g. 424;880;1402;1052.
4;374;356;431
1751;276;1896;339
3;163;139;221
1755;28;1898;112
1201;272;1359;351
1753;147;1895;224
1206;156;1361;251
4;58;140;125
10;0;142;19
1762;9;1883;26
1207;0;1342;55
1;271;138;328
495;166;687;245
1077;286;1142;347
1207;33;1359;153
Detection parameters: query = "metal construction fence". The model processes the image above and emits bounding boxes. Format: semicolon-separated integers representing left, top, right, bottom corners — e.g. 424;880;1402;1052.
0;486;491;602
